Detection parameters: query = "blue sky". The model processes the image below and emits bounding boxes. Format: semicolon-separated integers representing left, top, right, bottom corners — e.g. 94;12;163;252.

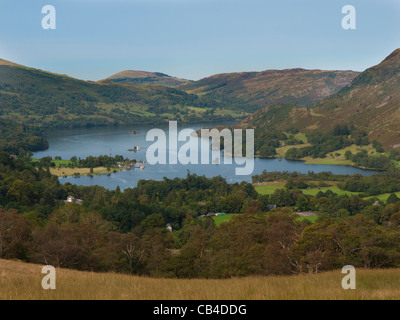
0;0;399;80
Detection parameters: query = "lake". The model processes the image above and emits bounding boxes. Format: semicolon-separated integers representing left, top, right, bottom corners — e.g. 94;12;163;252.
33;123;377;190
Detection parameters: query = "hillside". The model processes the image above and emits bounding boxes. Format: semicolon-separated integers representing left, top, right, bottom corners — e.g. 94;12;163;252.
0;59;22;67
239;103;312;131
239;49;400;151
102;70;190;87
310;49;400;149
0;60;235;130
1;259;399;299
179;69;359;113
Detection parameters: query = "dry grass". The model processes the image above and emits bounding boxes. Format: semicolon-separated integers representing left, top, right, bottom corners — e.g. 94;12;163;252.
0;259;399;300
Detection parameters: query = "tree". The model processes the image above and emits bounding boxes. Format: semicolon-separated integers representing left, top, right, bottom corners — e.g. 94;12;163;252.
289;224;338;274
386;193;400;205
140;214;166;231
345;150;353;160
296;196;310;211
333;209;350;221
271;189;295;207
0;207;31;259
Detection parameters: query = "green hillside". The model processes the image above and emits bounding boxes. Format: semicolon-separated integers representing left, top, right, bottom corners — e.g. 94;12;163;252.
0;60;236;129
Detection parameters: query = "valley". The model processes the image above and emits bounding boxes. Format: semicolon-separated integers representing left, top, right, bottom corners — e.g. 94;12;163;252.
2;49;400;298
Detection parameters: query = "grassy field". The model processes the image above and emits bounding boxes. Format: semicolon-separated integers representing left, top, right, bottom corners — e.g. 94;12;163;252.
296;215;318;223
253;182;399;203
253;182;286;194
213;213;318;225
292;132;308;143
31;158;73;167
50;167;123;177
254;183;359;197
0;259;399;300
212;214;236;226
275;143;379;167
302;186;359;197
364;192;400;202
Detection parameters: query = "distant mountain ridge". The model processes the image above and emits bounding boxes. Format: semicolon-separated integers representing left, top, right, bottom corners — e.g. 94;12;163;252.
241;48;400;150
179;68;359;112
102;70;191;87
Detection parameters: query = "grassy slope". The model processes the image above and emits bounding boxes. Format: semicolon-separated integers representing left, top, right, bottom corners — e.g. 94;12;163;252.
212;214;236;226
0;63;239;128
275;139;380;167
364;192;400;202
1;259;399;300
212;211;317;225
302;144;378;166
30;159;125;177
296;215;318;223
254;183;360;197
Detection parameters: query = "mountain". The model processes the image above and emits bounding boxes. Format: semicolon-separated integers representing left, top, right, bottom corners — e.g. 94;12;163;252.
0;60;234;130
102;70;190;87
240;49;400;150
179;69;359;113
309;49;400;149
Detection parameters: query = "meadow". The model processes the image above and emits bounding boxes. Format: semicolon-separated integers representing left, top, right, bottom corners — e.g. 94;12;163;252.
212;214;236;226
275;143;381;167
0;259;399;300
254;183;360;197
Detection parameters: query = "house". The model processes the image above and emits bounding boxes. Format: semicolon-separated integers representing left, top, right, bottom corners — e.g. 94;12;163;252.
166;224;173;232
372;200;381;207
65;195;83;205
267;204;277;211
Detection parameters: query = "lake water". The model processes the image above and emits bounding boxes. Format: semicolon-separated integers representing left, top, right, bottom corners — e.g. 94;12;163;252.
33;123;377;190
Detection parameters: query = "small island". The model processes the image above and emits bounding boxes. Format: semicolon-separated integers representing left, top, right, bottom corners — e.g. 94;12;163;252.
128;146;141;152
